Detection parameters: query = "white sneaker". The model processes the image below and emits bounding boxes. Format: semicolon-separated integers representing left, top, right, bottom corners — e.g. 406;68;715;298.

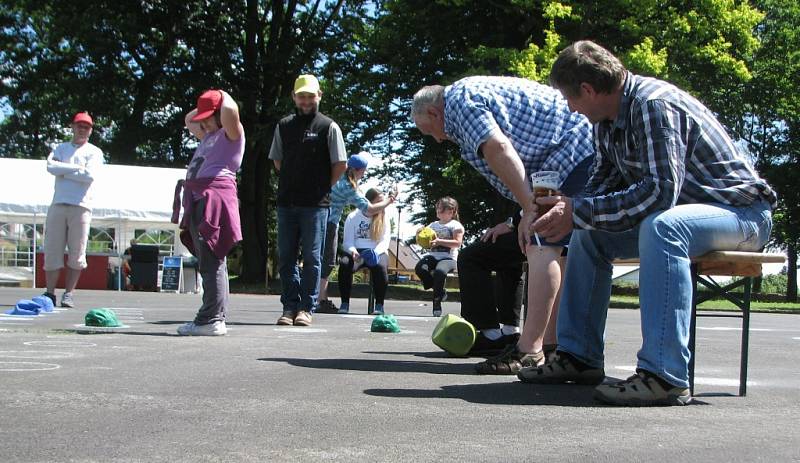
60;292;75;308
177;321;227;336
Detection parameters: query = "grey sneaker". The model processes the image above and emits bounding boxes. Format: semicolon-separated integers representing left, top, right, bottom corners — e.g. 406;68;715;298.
517;351;605;385
594;370;692;406
177;321;227;336
60;292;75;308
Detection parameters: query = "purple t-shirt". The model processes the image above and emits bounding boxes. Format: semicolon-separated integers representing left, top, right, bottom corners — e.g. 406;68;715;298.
187;128;244;181
186;128;244;201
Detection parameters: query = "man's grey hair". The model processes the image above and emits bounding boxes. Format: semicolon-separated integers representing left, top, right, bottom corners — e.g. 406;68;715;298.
411;85;445;118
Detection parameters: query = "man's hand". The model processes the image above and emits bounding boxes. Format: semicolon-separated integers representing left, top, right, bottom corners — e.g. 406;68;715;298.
532;196;574;243
482;221;513;243
352;250;361;261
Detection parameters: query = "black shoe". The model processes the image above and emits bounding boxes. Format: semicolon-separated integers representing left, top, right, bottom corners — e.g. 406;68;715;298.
316;299;339;314
467;332;515;357
432;300;442;317
41;292;56;306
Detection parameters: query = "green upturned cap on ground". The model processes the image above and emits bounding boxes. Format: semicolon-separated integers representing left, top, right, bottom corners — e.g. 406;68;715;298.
431;313;476;356
85;308;122;327
371;314;401;333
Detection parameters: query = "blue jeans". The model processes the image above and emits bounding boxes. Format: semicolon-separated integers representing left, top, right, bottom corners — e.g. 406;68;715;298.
277;206;328;313
557;200;772;387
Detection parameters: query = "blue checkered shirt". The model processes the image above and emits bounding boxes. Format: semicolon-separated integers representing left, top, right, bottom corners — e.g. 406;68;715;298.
443;76;595;201
573;73;778;232
328;176;369;224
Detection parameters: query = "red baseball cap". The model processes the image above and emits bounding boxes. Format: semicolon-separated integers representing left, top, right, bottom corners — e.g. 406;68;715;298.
191;90;223;121
72;112;93;126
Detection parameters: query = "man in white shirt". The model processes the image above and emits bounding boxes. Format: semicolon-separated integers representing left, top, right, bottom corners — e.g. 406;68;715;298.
41;112;104;308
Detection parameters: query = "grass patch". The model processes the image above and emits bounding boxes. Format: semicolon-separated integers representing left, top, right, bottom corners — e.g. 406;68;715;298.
610;295;800;313
229;276;269;294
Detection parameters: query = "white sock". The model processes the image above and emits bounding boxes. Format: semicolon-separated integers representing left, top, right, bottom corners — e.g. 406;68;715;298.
501;325;520;336
482;328;502;340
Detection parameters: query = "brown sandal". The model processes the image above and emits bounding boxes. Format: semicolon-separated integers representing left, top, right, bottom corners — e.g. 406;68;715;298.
475;346;543;375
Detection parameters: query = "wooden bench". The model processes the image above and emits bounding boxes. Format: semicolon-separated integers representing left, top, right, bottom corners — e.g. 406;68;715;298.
614;251;785;396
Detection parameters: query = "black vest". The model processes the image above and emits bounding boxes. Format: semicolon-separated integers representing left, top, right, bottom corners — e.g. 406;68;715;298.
276;111;334;207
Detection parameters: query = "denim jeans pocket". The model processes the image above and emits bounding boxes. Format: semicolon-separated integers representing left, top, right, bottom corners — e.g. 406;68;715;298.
737;205;773;251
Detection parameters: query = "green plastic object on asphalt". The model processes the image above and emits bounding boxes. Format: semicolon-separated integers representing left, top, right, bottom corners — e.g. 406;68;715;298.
431;313;476;356
85;308;122;327
371;314;401;333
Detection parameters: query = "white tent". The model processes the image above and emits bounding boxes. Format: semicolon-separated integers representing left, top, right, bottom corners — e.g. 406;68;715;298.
0;158;189;285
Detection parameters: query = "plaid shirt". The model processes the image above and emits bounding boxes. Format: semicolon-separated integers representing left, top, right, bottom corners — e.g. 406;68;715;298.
328;175;369;224
443;77;594;201
573;73;778;232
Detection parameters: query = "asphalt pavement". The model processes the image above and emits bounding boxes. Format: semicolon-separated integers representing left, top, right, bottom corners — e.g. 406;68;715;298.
1;288;798;462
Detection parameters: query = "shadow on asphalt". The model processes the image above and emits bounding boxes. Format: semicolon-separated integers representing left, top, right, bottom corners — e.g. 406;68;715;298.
361;350;454;359
363;382;600;407
258;357;475;375
364;382;711;407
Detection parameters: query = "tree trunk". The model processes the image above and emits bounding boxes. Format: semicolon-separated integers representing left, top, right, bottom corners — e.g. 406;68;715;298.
238;138;269;284
787;244;797;302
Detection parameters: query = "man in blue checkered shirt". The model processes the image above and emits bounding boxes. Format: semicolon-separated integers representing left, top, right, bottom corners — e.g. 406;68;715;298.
519;40;777;407
412;77;595;375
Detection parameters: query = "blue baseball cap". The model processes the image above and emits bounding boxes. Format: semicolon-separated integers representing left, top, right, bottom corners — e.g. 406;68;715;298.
347;151;371;170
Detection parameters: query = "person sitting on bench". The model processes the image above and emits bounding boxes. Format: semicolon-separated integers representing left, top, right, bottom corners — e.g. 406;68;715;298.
519;40;777;407
337;188;392;315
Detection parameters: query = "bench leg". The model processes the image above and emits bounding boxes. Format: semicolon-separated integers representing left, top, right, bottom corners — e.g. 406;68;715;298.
740;277;751;396
368;287;375;314
689;264;698;396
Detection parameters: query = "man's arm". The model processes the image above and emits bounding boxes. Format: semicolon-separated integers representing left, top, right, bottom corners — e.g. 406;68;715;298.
330;162;346;188
572;99;687;232
46;147;82;176
479;132;536;250
268;125;282;172
327;123;348;187
64;148;104;184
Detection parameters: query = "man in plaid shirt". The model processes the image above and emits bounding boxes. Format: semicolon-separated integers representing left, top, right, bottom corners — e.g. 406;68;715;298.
412;77;595;375
519;40;777;406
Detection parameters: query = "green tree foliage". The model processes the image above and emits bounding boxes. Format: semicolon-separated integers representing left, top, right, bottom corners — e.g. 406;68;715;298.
360;0;764;236
0;0;367;283
731;0;800;300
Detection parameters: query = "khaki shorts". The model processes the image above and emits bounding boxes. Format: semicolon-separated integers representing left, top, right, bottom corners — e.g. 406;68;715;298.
43;204;92;271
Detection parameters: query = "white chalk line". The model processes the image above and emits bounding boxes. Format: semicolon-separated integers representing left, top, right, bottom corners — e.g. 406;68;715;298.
0;350;75;359
24;340;97;347
0;361;61;371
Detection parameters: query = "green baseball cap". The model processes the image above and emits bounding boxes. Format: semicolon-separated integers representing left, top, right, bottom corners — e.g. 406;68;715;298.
371;314;401;333
85;308;122;327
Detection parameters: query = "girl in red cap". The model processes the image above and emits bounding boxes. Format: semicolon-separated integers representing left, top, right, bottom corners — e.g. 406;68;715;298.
174;90;244;336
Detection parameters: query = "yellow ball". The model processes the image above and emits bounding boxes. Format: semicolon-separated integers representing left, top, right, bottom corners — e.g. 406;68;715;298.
416;226;437;249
